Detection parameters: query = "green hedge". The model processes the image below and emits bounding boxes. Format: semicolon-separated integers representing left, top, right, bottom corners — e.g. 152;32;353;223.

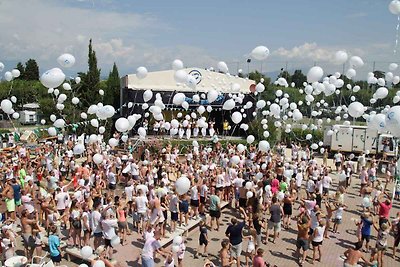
281;128;323;146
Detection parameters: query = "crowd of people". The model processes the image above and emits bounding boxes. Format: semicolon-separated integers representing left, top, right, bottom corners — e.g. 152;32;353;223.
0;136;399;267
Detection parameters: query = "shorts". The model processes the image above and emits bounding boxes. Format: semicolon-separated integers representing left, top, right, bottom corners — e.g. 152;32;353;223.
171;212;179;221
22;234;36;248
296;238;309;251
139;211;148;221
379;218;388;227
370;176;377;182
118;221;127;229
200;196;206;204
312;240;322;247
51;254;62;263
256;233;262;247
179;202;189;214
199;237;208;246
190;199;199;208
308;228;314;236
163;210;168;221
210;210;221;218
5;198;15;212
376;243;387;251
132;212;140;222
333;218;342;224
230;242;242;258
104;238;113;248
362;234;370;242
268;221;281;232
239;198;247;208
94;232;103;238
58;209;65;216
15;199;22;206
323;187;329;195
108;183;116;190
142;256;155;267
335;162;341;167
394;236;400;247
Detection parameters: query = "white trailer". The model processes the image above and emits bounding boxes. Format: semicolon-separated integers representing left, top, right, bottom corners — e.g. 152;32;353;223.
323;125;398;157
18;110;37;125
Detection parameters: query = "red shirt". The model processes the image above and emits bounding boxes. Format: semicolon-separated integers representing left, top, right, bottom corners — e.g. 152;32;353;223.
379;202;392;218
253;255;265;267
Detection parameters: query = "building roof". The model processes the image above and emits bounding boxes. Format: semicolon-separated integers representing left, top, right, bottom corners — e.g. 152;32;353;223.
123;68;256;94
22;103;40;109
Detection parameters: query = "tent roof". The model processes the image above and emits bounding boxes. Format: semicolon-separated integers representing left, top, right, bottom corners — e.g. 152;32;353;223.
124;68;255;94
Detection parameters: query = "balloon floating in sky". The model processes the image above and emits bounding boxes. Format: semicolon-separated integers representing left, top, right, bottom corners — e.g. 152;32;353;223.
136;66;148;79
40;68;66;88
251;46;270;60
57;53;76;68
389;0;400;15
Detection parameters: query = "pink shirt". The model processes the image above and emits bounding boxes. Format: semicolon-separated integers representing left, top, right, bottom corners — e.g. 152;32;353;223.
271;179;279;194
379;202;392;218
253;255;264;267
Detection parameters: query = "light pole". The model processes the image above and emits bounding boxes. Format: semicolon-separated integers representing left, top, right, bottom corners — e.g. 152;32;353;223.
247;58;251;77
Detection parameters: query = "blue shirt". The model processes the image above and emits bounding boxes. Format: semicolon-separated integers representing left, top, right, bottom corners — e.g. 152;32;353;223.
361;217;373;236
225;221;245;245
48;235;60;257
11;184;21;201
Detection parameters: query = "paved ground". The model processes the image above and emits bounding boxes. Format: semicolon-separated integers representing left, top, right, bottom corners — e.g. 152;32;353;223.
8;156;400;267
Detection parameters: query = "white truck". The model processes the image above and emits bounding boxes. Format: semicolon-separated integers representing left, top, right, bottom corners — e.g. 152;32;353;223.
323;125;398;158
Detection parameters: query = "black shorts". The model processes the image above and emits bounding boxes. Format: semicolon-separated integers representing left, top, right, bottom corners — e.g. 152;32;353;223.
200;196;206;204
308;228;314;236
323;187;329;194
335;162;341;167
58;209;65;216
171;212;179;221
163;210;168;221
51;254;62;263
395;236;400;247
190;199;199;207
108;183;116;190
296;238;309;251
312;240;322;247
210;210;221;218
200;237;208;246
239;198;247;208
94;232;103;238
362;234;371;242
104;238;112;248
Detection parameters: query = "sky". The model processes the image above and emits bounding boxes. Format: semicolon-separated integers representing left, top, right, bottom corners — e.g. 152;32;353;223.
0;0;399;79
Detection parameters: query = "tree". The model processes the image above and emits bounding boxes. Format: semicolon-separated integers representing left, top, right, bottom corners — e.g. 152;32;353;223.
24;59;40;80
16;62;25;78
105;63;121;109
291;70;307;87
373;70;385;79
76;39;101;108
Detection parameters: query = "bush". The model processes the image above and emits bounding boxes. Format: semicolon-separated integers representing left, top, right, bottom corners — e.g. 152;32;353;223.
281;128;323;146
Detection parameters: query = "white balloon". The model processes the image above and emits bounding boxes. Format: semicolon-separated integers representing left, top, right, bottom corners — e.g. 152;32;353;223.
389;63;398;71
0;62;4;72
48;127;57;136
172;59;184;70
247;135;255;144
231;112;242;124
138;127;146;137
175;176;191;195
251;46;270;60
375;87;388;99
256;83;265;93
207;89;219;103
256;100;266;109
99;89;104;96
12;112;19;119
99;126;106;134
40;68;66;88
75;77;81;84
389;0;400;15
246;191;254;199
217;61;229;73
136;66;148;79
174;70;188;83
231;155;240;165
62;83;71;91
223;99;236;110
4;71;13;81
173;93;186;106
73;144;85;155
91;119;99;128
54;119;65;128
80;246;93;259
110;236;120;247
72;97;80;105
334;50;348;65
348;102;365;118
143;90;153;102
57;53;76;68
349;56;364;68
307;66;324;83
237;144;246;153
1;99;13;113
258;140;270;152
346;68;356;79
108;138;119;147
93;260;106;267
173;236;183;246
115;118;130;132
11;69;20;78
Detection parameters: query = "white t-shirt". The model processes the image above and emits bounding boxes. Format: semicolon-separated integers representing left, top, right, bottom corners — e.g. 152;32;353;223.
322;176;332;189
334;153;342;163
108;172;116;185
200;184;208;197
190;186;199;200
101;219;118;240
55;192;69;210
136;196;148;214
313;226;325;242
125;185;134;201
91;210;102;234
169;195;179;213
142;237;161;260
